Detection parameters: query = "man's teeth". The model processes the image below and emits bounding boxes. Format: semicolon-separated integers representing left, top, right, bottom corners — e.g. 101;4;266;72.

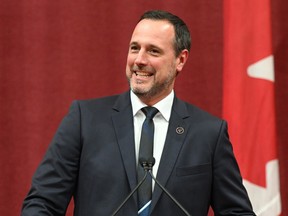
135;72;152;77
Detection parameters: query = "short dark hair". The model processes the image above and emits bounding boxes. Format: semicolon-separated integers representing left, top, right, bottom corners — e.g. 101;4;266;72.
139;10;191;56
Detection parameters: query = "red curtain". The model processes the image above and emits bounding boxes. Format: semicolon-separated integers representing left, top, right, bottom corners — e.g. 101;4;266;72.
0;0;287;215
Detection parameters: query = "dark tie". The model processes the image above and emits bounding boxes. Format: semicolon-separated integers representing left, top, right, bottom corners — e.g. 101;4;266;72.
137;106;158;216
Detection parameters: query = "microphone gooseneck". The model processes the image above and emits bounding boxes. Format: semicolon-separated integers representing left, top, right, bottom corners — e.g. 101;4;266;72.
111;171;148;216
145;157;191;216
112;157;191;216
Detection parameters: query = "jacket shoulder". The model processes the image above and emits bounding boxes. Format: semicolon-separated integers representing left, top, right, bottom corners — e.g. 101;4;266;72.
72;91;130;112
176;97;224;123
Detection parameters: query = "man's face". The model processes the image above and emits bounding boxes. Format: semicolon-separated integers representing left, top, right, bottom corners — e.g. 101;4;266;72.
126;19;188;105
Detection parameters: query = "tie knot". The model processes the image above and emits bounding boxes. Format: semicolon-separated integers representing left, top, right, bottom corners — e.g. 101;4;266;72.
141;106;158;119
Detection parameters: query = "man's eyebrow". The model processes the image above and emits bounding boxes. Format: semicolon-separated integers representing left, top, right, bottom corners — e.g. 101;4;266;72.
129;41;138;46
149;44;161;49
129;42;163;52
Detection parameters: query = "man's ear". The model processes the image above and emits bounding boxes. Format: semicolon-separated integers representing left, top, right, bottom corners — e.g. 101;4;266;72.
176;49;189;73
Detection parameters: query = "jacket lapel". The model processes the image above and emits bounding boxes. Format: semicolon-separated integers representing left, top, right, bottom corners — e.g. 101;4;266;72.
111;92;138;202
150;97;190;212
111;93;191;211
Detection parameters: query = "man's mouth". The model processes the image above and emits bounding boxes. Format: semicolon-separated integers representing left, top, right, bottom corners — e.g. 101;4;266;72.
134;71;153;77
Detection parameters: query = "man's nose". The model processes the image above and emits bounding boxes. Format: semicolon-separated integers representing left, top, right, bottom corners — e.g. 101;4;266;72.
134;50;148;65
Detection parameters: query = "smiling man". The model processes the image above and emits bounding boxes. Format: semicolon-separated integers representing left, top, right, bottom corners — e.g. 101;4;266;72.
126;18;188;106
22;10;255;216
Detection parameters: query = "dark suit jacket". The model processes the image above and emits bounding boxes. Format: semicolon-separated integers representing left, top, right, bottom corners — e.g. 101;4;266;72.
22;91;255;216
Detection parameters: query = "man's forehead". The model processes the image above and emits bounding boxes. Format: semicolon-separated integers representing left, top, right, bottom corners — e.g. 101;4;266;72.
135;19;173;31
131;19;175;42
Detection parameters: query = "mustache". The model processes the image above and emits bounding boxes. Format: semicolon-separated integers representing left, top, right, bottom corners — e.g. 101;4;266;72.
132;65;156;73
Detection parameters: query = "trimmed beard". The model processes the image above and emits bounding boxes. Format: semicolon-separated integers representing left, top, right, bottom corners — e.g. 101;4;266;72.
127;70;176;100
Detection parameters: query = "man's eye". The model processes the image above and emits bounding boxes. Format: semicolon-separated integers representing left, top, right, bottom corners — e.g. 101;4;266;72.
130;46;139;52
149;49;160;55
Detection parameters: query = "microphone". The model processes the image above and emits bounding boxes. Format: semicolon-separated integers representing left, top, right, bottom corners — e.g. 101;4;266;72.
112;157;191;216
141;157;191;216
139;157;155;171
111;158;152;216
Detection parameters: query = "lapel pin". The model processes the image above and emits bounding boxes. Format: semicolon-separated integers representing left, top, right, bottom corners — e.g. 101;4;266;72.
176;127;184;134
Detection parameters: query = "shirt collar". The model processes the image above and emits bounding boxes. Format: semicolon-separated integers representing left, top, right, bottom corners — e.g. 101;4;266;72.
130;90;174;122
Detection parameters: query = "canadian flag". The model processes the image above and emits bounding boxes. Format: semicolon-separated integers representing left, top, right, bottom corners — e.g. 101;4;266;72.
223;0;281;215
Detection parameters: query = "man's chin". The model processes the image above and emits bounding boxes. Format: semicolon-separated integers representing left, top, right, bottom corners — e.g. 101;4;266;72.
131;87;152;98
132;89;148;96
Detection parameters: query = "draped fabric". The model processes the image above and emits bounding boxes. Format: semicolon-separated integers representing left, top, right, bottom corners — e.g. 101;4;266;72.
223;0;281;215
0;0;287;215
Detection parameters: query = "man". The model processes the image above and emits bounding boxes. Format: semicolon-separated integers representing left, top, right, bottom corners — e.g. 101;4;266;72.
22;10;255;215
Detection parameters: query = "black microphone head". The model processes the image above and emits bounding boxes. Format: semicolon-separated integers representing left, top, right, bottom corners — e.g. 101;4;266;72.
139;157;147;168
148;157;155;167
139;157;155;170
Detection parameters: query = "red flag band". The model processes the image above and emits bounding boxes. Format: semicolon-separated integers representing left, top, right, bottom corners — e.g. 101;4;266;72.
223;0;281;215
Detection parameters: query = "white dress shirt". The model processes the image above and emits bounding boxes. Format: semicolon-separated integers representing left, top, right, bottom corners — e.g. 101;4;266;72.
130;90;174;183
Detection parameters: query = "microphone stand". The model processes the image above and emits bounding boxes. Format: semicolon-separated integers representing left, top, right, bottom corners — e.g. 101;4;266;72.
142;158;191;216
148;170;191;216
112;158;191;216
111;171;148;216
